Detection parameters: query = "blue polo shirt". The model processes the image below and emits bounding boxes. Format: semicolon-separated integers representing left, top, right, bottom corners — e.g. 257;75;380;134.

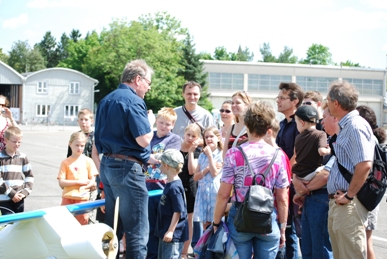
276;117;299;159
95;83;151;164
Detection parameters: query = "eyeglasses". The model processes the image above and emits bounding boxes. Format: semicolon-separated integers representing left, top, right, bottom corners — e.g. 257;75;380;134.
275;96;291;101
219;109;231;114
303;101;313;105
142;77;152;86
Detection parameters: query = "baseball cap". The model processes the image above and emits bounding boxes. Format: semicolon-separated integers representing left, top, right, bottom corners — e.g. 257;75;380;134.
292;105;319;123
160;149;184;169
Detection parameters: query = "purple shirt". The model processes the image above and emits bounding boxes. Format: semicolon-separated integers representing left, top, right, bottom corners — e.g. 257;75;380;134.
222;140;289;202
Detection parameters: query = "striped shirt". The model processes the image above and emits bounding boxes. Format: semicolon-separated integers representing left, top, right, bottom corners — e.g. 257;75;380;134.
0;150;33;201
327;110;374;194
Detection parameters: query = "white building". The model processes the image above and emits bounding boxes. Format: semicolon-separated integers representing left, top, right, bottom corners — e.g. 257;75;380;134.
203;60;387;124
0;61;98;125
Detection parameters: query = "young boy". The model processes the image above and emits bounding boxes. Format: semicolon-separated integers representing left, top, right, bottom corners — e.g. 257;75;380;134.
292;105;330;183
0;126;33;215
155;149;188;259
146;107;182;259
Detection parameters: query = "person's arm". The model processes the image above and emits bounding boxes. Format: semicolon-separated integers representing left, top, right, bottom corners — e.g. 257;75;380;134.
276;187;288;248
135;109;156;148
4;107;18;127
318;146;331;156
188;145;199;176
58;178;90;188
163;212;181;242
304;169;329;190
213;182;232;229
91;144;100;172
335;161;372;204
20;156;33;197
222;128;232;159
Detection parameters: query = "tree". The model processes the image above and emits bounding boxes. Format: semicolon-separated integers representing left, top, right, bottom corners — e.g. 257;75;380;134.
277;46;297;63
198;52;213;60
233;45;254;61
214;46;231;60
178;33;212;110
36;31;59;68
302;43;333;65
340;60;360;67
259;43;277;62
0;48;8;63
69;29;82;43
57;33;70;61
8;40;45;73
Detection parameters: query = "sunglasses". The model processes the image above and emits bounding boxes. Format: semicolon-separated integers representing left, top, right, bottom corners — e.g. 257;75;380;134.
303;102;312;105
219;109;231;114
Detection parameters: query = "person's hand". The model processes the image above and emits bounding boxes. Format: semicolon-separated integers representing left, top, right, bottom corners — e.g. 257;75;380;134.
163;231;173;242
279;230;286;248
78;179;90;186
148;110;155;127
203;146;213;157
12;193;25;203
100;190;105;213
334;190;351;205
188;141;199;153
292;177;309;196
293;193;306;207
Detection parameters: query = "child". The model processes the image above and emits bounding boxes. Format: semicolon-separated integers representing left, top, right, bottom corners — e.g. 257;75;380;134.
66;108;100;224
146;107;182;259
292;105;330;183
57;132;98;225
190;126;223;229
155;149;188;259
179;123;202;258
0;126;33;215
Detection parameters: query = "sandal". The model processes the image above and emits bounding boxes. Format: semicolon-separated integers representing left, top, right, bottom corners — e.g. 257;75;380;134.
181;254;188;259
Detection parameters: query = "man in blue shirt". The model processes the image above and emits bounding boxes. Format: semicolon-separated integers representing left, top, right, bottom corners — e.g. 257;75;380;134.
275;82;304;259
95;59;155;259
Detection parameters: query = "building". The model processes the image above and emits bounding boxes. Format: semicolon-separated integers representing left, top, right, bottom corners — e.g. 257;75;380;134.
204;60;387;124
0;61;98;125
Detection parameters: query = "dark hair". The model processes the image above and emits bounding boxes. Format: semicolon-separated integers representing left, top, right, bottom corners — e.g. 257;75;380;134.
356;105;386;143
328;80;358;111
182;81;202;93
222;100;232;105
278;82;304;108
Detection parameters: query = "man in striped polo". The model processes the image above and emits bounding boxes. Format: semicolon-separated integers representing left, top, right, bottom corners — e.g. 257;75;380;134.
326;80;374;259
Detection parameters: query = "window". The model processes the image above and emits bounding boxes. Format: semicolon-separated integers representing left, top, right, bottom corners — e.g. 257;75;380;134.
36;104;50;117
64;105;80;118
69;82;80;94
208;73;243;90
296;76;337;92
343;78;383;95
37;82;47;94
248;74;291;92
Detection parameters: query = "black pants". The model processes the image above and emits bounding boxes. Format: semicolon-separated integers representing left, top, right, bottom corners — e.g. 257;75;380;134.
0;199;24;215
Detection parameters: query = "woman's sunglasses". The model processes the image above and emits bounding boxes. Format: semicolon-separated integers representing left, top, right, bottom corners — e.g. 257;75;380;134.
219;109;231;114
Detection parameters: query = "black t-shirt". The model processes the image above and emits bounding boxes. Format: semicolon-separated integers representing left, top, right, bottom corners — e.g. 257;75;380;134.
179;147;201;195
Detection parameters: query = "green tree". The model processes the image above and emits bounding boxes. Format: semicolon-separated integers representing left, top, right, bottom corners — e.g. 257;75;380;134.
57;33;70;61
259;43;277;62
0;48;8;63
178;33;212;110
233;45;254;61
8;40;46;73
302;43;333;65
36;31;59;68
340;60;360;67
277;46;298;63
69;29;82;42
214;46;231;60
198;52;213;60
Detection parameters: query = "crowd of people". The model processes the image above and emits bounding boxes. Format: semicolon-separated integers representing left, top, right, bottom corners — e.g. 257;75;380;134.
0;58;385;259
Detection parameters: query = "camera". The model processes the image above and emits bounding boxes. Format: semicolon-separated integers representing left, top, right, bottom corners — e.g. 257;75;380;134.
1;108;5;114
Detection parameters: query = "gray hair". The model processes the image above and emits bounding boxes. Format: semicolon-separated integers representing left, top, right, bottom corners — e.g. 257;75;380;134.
121;59;154;83
328;80;358;111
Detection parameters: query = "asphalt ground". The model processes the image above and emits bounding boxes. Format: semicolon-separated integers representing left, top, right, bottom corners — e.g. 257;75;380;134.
20;125;387;258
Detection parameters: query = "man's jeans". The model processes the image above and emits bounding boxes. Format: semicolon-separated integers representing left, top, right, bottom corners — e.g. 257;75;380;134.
301;192;333;259
191;221;203;249
158;239;184;259
100;156;149;259
147;193;161;259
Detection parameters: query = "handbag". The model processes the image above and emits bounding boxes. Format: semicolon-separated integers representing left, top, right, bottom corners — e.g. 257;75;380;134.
233;146;279;234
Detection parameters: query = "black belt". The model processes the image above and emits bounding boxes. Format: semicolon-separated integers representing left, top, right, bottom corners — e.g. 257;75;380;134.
328;193;335;199
103;153;143;166
308;188;328;196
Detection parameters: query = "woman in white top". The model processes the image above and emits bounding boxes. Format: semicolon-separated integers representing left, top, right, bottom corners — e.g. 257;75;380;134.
0;95;18;151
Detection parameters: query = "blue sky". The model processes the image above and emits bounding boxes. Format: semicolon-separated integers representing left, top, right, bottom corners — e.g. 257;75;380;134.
1;0;387;68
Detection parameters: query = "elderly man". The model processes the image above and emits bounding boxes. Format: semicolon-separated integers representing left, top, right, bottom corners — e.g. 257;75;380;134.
326;80;374;259
95;59;155;259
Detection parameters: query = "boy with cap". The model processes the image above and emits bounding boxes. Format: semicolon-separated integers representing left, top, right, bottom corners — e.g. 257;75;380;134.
292;105;330;183
155;149;188;259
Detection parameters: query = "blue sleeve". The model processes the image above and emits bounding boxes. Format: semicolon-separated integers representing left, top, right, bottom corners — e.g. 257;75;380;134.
127;99;151;138
164;134;182;151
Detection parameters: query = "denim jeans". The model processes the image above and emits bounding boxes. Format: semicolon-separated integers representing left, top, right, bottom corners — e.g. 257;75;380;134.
100;156;149;259
191;221;203;249
227;204;280;259
158;239;184;259
301;192;333;259
147;193;161;259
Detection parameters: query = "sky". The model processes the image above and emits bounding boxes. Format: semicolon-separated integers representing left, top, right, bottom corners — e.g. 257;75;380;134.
1;0;387;69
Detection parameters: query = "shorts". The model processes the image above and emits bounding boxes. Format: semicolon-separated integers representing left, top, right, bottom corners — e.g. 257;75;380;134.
366;204;379;230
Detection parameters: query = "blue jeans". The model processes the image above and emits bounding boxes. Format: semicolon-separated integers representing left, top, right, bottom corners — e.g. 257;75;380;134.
147;192;161;259
191;221;203;249
301;192;333;259
227;204;280;259
100;156;148;259
158;239;184;259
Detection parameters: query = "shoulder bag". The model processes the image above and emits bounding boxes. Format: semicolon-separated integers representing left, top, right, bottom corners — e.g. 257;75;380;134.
233;146;279;234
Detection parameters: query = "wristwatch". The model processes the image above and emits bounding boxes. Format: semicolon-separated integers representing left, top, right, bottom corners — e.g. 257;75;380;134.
344;193;354;201
212;221;221;227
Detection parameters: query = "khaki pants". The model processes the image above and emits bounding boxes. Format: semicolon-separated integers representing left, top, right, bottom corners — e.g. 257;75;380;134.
328;197;368;259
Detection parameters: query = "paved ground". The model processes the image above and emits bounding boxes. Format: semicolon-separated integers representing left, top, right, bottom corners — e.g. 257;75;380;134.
20;125;387;258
